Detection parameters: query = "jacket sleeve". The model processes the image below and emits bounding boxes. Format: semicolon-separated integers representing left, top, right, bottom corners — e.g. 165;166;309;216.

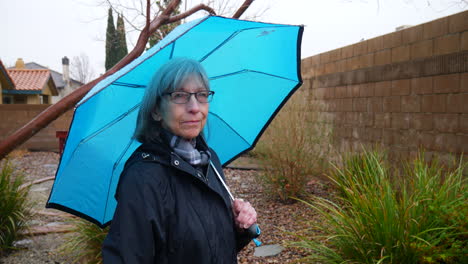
209;149;253;252
102;163;168;264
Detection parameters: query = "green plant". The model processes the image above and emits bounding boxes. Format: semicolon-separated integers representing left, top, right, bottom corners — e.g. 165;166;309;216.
254;91;333;202
0;159;30;256
59;218;109;264
290;151;467;263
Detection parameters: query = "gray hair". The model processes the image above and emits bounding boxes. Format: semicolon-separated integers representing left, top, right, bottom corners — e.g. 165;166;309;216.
134;57;210;143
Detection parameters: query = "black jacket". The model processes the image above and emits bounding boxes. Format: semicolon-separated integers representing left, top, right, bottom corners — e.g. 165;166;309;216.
102;138;250;263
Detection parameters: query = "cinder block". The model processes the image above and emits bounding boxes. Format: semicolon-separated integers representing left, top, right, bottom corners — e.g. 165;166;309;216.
434;34;460;56
345;112;359;125
353;41;368;56
421;94;446;113
391;79;411;96
383;96;401;112
375;113;392;128
460;114;468;133
382;128;394;145
391;45;410;63
359;112;373;127
368;97;383;112
335;85;348;98
411;113;433;131
336;60;346;73
411;76;433;94
348;56;361;71
433;113;459;133
330;48;342;62
446;93;465;113
374;49;391;66
410;39;433;59
383;31;402;49
461;72;468;92
433;73;460;94
402;25;424;44
419;132;436;150
321;51;331;64
401;95;421;113
423;17;449;40
324;62;335;75
391;113;410;129
375;81;392;96
368;36;384;52
353;98;368;112
360;53;374;68
342;45;354;59
342;98;353;112
461;31;468;51
434;133;459;152
360;83;375;97
460;135;468;153
448;11;468;33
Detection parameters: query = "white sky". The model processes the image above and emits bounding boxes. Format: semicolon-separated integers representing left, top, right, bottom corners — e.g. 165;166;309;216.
1;0;466;78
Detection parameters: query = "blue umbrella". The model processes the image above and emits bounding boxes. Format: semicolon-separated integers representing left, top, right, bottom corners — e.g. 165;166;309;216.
47;15;303;227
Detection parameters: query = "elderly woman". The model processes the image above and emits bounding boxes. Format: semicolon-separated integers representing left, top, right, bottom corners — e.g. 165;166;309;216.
102;57;257;263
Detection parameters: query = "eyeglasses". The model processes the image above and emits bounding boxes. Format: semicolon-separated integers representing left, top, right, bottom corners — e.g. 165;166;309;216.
164;91;215;104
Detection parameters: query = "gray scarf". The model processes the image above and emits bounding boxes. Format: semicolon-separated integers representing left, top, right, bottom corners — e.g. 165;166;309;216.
162;130;210;165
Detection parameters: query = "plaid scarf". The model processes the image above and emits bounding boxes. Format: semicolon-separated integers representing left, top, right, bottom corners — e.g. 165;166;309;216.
162;130;210;165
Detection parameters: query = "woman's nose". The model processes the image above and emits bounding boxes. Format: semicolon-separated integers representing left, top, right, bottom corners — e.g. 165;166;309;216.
186;94;200;112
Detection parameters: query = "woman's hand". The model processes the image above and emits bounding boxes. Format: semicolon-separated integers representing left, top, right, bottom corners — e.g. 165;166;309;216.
232;199;257;230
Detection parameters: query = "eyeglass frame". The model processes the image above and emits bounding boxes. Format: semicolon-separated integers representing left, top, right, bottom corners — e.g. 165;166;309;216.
163;90;215;104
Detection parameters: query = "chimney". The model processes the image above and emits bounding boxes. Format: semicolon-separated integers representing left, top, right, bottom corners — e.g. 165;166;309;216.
15;58;25;69
62;56;70;86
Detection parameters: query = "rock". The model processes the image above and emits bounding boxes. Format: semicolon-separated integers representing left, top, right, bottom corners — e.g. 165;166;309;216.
253;244;284;257
13;239;33;248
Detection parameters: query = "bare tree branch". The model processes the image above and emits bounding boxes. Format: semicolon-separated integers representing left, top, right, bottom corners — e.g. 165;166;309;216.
232;0;254;18
0;0;255;160
167;4;216;23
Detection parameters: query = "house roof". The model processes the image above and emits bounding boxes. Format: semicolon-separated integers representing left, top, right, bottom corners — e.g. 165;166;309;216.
23;62;82;89
7;69;58;95
0;60;15;89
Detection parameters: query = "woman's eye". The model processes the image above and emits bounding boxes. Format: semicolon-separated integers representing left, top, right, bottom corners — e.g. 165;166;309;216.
173;92;187;99
197;92;209;98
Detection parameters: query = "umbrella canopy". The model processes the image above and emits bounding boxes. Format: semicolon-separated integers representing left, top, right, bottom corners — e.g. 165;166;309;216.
47;15;303;227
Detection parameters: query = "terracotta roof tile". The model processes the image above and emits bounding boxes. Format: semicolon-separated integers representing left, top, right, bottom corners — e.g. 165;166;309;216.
7;69;51;91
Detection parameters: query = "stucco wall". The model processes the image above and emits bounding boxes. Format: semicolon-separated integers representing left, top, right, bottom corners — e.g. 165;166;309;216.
301;11;467;162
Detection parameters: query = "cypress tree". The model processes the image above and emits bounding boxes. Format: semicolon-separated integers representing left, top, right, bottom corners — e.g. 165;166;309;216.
116;14;128;61
105;8;118;71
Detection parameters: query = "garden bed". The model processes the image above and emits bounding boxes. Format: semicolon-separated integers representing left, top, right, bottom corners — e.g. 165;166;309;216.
1;151;331;264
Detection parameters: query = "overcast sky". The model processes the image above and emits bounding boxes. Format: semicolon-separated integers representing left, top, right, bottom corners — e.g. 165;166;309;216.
1;0;466;78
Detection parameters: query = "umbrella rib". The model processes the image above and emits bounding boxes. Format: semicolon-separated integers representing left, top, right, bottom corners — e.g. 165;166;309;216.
210;69;298;83
112;82;146;88
208;112;250;146
79;103;141;145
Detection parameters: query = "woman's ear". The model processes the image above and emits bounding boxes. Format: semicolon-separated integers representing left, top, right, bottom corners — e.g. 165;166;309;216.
151;112;162;121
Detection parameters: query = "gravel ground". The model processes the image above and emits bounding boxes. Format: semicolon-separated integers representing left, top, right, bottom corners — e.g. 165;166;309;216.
1;151;331;264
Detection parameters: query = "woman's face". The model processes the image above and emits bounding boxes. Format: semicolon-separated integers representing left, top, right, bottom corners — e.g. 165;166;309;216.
159;76;209;140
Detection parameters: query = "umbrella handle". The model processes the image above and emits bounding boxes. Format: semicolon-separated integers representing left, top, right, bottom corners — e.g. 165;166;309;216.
246;223;261;239
246;224;262;247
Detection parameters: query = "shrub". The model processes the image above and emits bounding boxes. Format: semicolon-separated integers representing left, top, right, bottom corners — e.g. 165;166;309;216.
0;159;30;256
254;91;333;202
59;218;109;264
290;151;467;263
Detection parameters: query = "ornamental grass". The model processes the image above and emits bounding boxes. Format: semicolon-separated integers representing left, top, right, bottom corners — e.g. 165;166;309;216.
0;159;30;256
291;151;467;264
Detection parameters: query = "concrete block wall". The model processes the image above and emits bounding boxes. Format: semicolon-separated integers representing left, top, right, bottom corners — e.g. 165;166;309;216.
0;105;73;152
301;11;468;162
